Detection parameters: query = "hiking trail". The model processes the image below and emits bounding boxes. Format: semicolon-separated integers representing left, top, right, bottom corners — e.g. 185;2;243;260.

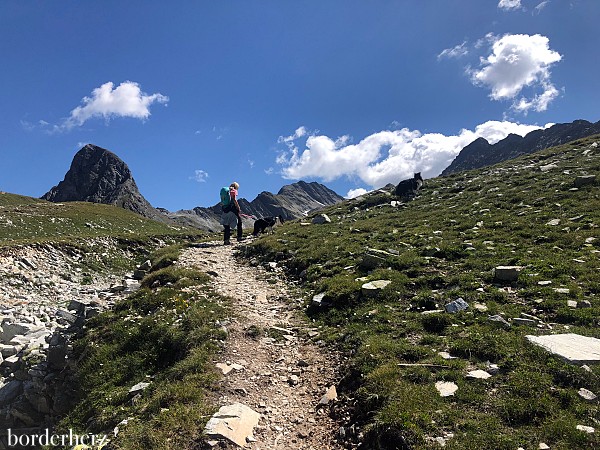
179;241;345;450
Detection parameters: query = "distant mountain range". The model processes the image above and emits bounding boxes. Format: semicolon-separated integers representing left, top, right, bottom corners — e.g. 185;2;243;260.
442;119;600;176
163;181;344;232
42;144;344;231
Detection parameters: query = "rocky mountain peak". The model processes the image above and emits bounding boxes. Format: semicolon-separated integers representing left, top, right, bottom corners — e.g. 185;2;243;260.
442;119;600;176
42;144;169;223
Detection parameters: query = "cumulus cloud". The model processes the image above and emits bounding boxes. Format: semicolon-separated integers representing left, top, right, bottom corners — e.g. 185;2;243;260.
438;41;469;60
60;81;168;130
470;33;562;112
191;170;209;183
346;188;369;199
498;0;522;10
277;121;550;189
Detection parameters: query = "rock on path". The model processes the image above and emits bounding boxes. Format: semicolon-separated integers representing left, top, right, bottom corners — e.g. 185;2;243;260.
179;242;343;449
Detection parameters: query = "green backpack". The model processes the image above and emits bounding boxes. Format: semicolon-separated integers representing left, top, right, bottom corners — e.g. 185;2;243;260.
220;187;231;208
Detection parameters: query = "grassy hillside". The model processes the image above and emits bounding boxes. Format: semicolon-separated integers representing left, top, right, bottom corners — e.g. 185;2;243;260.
0;193;203;247
248;135;600;449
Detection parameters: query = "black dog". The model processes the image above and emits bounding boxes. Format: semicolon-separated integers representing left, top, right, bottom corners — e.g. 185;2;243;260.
395;172;423;199
253;216;284;236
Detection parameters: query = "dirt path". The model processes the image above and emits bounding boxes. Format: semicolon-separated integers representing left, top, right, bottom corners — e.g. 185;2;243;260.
178;241;344;450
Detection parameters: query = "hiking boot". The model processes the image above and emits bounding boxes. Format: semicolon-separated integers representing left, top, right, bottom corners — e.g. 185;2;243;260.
223;240;231;245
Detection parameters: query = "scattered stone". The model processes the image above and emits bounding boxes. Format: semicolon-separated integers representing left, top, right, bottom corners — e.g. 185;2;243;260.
318;385;337;406
128;381;151;396
539;443;550;450
435;381;458;397
360;248;394;270
216;363;235;375
554;288;571;294
526;334;600;365
540;163;558;172
473;302;488;312
567;300;578;308
204;402;260;447
486;363;500;375
0;380;23;406
546;219;561;226
488;315;511;328
576;425;595;434
538;280;552;286
574;175;596;187
494;266;522;283
578;300;592;309
513;318;536;327
311;292;328;307
466;370;492;380
438;352;456;360
288;375;300;386
360;251;388;270
578;388;597;401
311;214;331;225
444;298;468;313
47;333;68;369
361;280;391;298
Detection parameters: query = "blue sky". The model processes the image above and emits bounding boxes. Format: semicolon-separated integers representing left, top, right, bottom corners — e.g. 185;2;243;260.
1;0;599;210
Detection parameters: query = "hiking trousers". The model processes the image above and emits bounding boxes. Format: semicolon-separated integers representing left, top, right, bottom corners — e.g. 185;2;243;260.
235;212;243;240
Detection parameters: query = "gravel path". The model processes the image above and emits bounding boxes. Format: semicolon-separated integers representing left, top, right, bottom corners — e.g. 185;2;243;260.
179;242;344;450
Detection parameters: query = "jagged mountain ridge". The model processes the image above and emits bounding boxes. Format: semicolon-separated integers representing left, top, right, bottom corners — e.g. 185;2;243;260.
43;144;345;231
165;180;345;232
441;119;600;176
42;144;170;223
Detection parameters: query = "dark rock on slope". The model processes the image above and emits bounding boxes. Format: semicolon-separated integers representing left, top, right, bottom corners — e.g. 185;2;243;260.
442;119;600;176
42;144;169;223
166;181;345;232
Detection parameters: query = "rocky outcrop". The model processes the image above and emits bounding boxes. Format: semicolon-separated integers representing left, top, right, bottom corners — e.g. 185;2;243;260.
0;241;142;440
442;119;600;176
166;181;345;232
42;144;170;223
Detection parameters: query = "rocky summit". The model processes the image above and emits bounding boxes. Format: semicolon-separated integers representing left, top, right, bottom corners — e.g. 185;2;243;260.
442;119;600;176
42;144;169;223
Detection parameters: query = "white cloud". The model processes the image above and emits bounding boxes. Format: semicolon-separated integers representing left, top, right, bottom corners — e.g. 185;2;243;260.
471;34;562;112
498;0;522;10
277;120;550;189
60;81;168;130
346;188;369;199
278;126;308;144
438;41;469;60
192;170;209;183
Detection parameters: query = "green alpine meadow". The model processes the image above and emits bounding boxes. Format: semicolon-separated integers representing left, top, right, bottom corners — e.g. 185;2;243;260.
247;135;600;449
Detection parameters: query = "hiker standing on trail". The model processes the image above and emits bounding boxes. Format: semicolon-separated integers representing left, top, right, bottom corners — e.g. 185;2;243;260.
220;182;243;245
